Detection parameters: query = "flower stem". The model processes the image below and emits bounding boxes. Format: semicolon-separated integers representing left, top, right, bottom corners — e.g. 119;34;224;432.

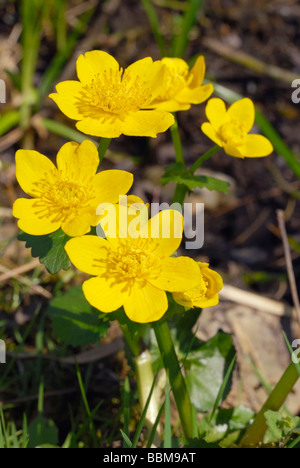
170;116;185;166
239;361;300;447
153;320;193;439
189;145;220;173
97;137;112;163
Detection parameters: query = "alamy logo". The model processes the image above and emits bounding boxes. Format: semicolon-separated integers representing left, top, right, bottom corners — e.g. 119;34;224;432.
0;339;6;363
291;79;300;104
291;339;300;365
0;79;6;103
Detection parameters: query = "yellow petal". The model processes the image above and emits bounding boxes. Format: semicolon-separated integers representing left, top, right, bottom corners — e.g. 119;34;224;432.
201;266;223;297
122;110;174;137
49;80;84;120
205;98;227;130
176;83;213;104
151;99;191;112
201;122;224;147
150;256;201;292
76;50;119;85
223;142;244;158
227;98;255;133
56;140;99;182
125;58;165;101
61;208;94;237
13;198;61;235
65;235;110;275
76;116;123;138
124;282;168;323
172;291;219;308
141;209;183;257
15;150;57;197
239;134;273;157
188;55;205;87
83;276;126;313
93;170;133;205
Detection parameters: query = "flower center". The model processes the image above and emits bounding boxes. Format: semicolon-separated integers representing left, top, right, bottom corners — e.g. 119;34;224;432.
158;58;190;100
81;69;152;115
32;177;95;220
184;278;208;303
218;120;247;146
50;180;91;207
104;239;161;286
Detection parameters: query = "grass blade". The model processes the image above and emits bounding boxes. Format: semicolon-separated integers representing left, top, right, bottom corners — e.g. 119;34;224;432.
209;353;236;423
163;380;171;448
122;376;131;448
172;0;204;58
140;0;168;56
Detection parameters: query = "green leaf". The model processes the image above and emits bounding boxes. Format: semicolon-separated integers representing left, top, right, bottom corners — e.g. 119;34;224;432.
185;331;236;412
27;416;58;448
171;437;220;448
47;286;109;346
264;410;300;444
198;405;254;446
18;229;71;274
161;163;229;193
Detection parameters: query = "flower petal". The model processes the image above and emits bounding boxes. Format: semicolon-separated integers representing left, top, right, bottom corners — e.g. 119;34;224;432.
76;51;119;85
239;134;273;157
13;198;61;235
124;282;168;323
223;142;244;158
176;83;213;104
150;256;201;292
122;110;174;137
141;209;183;257
76;116;123;138
93;170;133;205
49;80;84;120
56;140;99;183
151;99;191;112
201;122;224;147
188;55;206;87
61;208;95;237
65;235;110;275
83;276;126;313
205;98;227;130
125;58;165;101
15;150;57;197
227;98;255;133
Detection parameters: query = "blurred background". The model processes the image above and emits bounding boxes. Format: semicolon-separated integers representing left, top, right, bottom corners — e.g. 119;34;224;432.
0;0;300;447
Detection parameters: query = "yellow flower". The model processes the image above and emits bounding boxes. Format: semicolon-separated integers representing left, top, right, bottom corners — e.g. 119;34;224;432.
149;56;213;112
49;50;175;138
65;210;201;323
201;98;273;158
172;262;223;309
13;140;133;237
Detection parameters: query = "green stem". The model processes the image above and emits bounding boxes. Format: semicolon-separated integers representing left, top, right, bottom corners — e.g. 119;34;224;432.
189;145;220;173
240;361;300;447
172;145;220;205
170;117;185;166
153;320;193;439
97;137;112;163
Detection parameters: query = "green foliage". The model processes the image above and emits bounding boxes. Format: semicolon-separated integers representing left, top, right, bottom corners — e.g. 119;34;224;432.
198;406;255;447
161;162;230;193
18;229;71;274
184;332;236;412
264;410;300;445
27;416;58;448
47;286;109;346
